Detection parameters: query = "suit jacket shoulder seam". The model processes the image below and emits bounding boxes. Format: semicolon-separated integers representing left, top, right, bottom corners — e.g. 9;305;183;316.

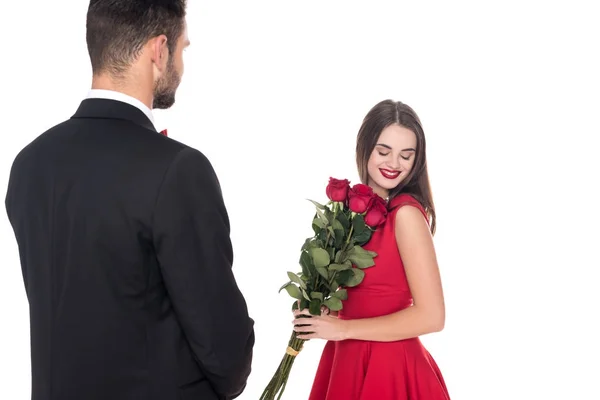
149;147;192;236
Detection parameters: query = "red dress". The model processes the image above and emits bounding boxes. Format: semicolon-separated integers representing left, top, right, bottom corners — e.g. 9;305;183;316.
308;194;451;400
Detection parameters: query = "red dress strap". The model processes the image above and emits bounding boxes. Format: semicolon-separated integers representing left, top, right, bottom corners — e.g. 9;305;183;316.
388;193;429;226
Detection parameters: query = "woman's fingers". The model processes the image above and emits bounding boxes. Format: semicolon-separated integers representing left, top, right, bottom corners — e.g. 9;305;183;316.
296;332;317;340
294;308;312;317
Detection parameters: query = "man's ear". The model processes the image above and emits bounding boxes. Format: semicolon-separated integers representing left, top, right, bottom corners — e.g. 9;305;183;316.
150;35;169;72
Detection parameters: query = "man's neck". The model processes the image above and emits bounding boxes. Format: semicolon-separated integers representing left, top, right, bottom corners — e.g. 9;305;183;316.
86;89;156;129
91;74;153;110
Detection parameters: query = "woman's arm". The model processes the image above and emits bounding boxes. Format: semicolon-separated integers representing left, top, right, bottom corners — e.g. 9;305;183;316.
294;205;445;342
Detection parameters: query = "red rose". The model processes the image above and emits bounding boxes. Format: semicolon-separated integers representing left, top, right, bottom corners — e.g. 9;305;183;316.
348;184;374;213
325;178;350;202
364;195;388;227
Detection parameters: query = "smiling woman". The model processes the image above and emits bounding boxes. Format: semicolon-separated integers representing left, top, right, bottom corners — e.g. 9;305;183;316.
355;100;436;234
368;124;417;193
294;100;450;400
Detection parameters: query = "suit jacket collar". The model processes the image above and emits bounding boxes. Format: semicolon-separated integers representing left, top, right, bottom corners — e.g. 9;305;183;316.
71;98;157;132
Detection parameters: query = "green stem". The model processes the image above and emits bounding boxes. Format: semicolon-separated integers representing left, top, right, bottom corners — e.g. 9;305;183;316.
329;271;338;287
325;205;339;248
276;355;294;400
277;373;290;400
315;205;340;294
346;224;354;244
259;332;306;400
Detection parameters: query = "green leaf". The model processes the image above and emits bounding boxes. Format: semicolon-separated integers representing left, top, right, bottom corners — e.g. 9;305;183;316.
353;229;372;244
310;247;331;268
329;280;340;292
278;281;292;293
336;212;350;230
316;266;328;279
287;271;307;289
313;217;326;229
284;284;303;299
329;263;351;271
292;300;300;311
331;219;345;246
328;247;335;261
332;219;344;232
301;238;312;251
336;268;365;287
333;289;348;300
335;270;352;286
334;250;348;264
309;299;322;315
315;206;329;224
357;246;375;257
334;230;344;247
324;296;343;311
310;292;324;301
348;246;376;269
318;229;328;243
299;298;310;310
299;251;315;277
352;214;366;234
346;268;365;287
327;226;336;239
308;199;327;210
302;238;324;252
301;288;311;301
324;207;334;222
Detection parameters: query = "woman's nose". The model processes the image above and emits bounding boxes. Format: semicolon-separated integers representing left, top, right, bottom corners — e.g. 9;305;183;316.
387;158;401;170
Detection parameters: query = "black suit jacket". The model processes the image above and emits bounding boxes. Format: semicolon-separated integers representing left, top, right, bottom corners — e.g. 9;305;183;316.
5;98;255;400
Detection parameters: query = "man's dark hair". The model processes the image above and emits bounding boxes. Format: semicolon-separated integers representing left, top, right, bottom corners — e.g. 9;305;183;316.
86;0;187;76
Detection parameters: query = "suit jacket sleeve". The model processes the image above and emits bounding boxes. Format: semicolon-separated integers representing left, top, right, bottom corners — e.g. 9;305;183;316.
153;147;254;399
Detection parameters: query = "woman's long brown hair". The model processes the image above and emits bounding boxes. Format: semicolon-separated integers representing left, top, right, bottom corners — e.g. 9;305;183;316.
356;99;436;235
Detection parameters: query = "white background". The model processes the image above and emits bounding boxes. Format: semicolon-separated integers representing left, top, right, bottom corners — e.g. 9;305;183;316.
1;1;599;399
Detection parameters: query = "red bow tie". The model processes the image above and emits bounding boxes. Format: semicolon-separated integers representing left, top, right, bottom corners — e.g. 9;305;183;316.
159;129;168;137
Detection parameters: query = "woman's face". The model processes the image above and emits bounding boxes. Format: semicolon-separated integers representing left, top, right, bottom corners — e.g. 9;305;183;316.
366;124;417;198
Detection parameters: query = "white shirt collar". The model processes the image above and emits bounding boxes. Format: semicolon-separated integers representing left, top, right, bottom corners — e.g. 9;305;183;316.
86;89;155;129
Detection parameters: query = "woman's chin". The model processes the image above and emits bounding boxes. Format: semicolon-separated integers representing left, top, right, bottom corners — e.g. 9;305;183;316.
372;178;400;192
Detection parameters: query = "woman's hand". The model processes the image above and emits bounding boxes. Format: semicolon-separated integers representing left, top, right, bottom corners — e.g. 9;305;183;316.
292;301;338;317
292;308;348;341
320;305;339;317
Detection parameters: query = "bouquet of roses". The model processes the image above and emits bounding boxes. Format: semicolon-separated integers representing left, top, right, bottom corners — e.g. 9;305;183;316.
259;178;388;400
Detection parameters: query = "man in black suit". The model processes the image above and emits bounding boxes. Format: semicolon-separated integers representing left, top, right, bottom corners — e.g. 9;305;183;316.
4;1;254;399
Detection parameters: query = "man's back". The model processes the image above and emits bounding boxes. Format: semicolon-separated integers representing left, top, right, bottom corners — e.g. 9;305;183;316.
5;98;254;400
